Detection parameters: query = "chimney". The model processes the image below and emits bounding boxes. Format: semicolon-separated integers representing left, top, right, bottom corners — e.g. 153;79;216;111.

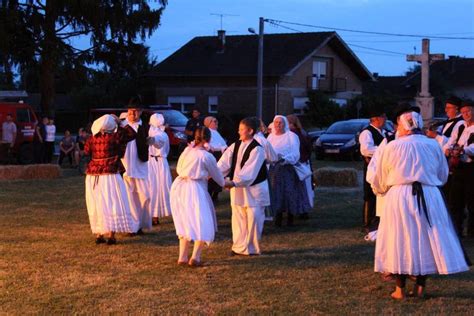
217;30;226;53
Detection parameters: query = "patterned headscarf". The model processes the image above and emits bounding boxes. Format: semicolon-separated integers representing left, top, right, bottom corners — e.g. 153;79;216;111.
399;111;423;132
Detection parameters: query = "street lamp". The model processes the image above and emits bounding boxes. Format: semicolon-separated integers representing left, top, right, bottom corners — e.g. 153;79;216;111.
248;17;265;120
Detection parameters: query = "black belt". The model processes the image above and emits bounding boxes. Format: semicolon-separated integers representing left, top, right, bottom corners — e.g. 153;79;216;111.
412;181;431;227
150;154;162;161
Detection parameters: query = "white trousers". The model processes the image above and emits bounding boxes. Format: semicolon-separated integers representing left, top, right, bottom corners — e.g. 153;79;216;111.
124;176;151;231
231;205;265;255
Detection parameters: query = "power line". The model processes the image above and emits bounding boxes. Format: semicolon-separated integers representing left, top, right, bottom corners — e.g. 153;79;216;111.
267;21;410;56
267;18;474;40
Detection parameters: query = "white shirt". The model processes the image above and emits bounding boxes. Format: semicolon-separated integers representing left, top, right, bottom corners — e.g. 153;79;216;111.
435;116;464;148
121;119;148;179
267;131;300;165
372;135;448;195
443;122;474;163
148;126;169;158
176;146;224;185
1;121;17;143
359;125;386;158
208;129;227;153
254;132;278;163
218;140;270;207
45;125;56;142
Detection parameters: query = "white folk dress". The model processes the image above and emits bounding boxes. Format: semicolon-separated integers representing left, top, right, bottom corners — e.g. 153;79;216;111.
372;134;469;275
121;119;151;230
147;124;172;218
170;146;225;244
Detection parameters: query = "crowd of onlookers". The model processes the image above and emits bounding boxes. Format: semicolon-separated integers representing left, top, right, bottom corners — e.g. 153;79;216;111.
33;117;90;168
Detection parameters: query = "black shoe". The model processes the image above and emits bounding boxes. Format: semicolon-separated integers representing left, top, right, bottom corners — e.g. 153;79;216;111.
136;229;145;235
106;238;116;245
230;250;245;257
95;236;106;244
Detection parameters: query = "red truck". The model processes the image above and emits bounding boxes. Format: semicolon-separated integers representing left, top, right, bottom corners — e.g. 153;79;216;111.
0;101;38;164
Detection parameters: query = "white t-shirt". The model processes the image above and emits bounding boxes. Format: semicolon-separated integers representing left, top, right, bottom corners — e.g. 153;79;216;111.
1;121;17;144
45;125;56;142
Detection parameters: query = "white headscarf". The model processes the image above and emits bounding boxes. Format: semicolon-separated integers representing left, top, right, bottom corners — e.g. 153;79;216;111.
149;113;166;131
91;114;117;136
271;115;290;134
267;115;300;165
399;111;423;131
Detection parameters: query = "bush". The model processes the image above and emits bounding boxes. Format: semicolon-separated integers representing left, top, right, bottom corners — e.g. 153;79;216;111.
304;91;344;128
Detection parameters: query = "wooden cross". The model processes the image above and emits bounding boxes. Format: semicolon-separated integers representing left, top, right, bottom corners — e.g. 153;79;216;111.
407;38;444;97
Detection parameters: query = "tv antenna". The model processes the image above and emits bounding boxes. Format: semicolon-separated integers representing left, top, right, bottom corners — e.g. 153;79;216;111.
210;13;239;30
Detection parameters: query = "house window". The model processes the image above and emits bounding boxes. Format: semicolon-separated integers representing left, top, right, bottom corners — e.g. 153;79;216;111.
208;96;218;113
293;97;309;114
168;96;196;113
312;61;327;89
330;98;348;107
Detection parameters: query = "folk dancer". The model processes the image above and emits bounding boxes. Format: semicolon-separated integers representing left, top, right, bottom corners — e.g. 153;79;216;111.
218;117;270;256
147;113;172;226
84;114;138;245
359;109;387;233
372;111;469;300
170;127;225;267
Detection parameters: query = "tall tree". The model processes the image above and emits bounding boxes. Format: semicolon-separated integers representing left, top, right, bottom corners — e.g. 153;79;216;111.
0;0;167;115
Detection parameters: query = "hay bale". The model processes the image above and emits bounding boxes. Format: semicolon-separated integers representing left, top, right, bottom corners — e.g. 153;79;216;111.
0;164;61;181
314;167;358;187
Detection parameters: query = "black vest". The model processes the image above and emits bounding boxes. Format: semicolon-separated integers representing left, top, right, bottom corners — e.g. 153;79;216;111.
386;133;396;144
442;116;463;138
135;123;150;162
364;125;386;146
228;139;267;186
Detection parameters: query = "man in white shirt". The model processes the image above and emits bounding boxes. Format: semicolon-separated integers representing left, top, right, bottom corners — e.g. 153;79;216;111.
121;98;152;235
444;100;474;237
1;113;17;163
359;109;387;232
426;96;464;149
218;117;269;256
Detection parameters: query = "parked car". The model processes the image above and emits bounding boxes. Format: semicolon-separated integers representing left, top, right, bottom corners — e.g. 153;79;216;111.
308;128;326;149
89;106;188;157
313;118;394;160
0;101;38;164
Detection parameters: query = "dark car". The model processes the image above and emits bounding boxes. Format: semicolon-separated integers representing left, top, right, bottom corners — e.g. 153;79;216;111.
308;128;326;148
314;118;394;160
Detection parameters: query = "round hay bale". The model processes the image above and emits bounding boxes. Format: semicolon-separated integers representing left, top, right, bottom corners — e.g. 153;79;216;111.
0;164;61;181
314;167;358;187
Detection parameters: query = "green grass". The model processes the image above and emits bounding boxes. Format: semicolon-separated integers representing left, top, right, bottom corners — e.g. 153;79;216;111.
0;168;473;314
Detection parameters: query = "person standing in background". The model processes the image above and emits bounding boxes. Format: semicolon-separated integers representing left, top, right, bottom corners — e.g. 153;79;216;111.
44;118;56;163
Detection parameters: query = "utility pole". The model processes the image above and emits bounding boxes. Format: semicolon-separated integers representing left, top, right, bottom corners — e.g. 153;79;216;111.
257;17;265;120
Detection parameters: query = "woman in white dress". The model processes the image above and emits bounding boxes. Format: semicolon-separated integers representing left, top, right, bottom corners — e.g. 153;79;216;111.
84;114;138;245
147;113;172;225
267;115;311;227
170;126;225;267
372;111;469;299
204;116;227;201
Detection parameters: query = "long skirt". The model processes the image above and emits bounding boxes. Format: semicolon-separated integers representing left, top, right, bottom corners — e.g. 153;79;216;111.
170;177;217;244
375;184;469;275
85;174;138;234
147;156;172;218
268;162;311;215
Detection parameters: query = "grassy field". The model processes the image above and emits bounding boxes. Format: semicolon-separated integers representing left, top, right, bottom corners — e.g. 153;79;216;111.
0;167;473;314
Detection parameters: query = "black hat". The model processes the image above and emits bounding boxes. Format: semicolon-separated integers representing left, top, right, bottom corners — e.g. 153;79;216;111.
127;95;143;109
459;99;473;110
393;103;418;119
445;95;462;107
367;108;386;118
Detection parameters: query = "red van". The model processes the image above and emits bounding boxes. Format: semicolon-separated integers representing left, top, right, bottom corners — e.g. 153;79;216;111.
0;101;38;164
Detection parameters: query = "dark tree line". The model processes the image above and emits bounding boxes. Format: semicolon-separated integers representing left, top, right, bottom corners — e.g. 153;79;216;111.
0;0;167;115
